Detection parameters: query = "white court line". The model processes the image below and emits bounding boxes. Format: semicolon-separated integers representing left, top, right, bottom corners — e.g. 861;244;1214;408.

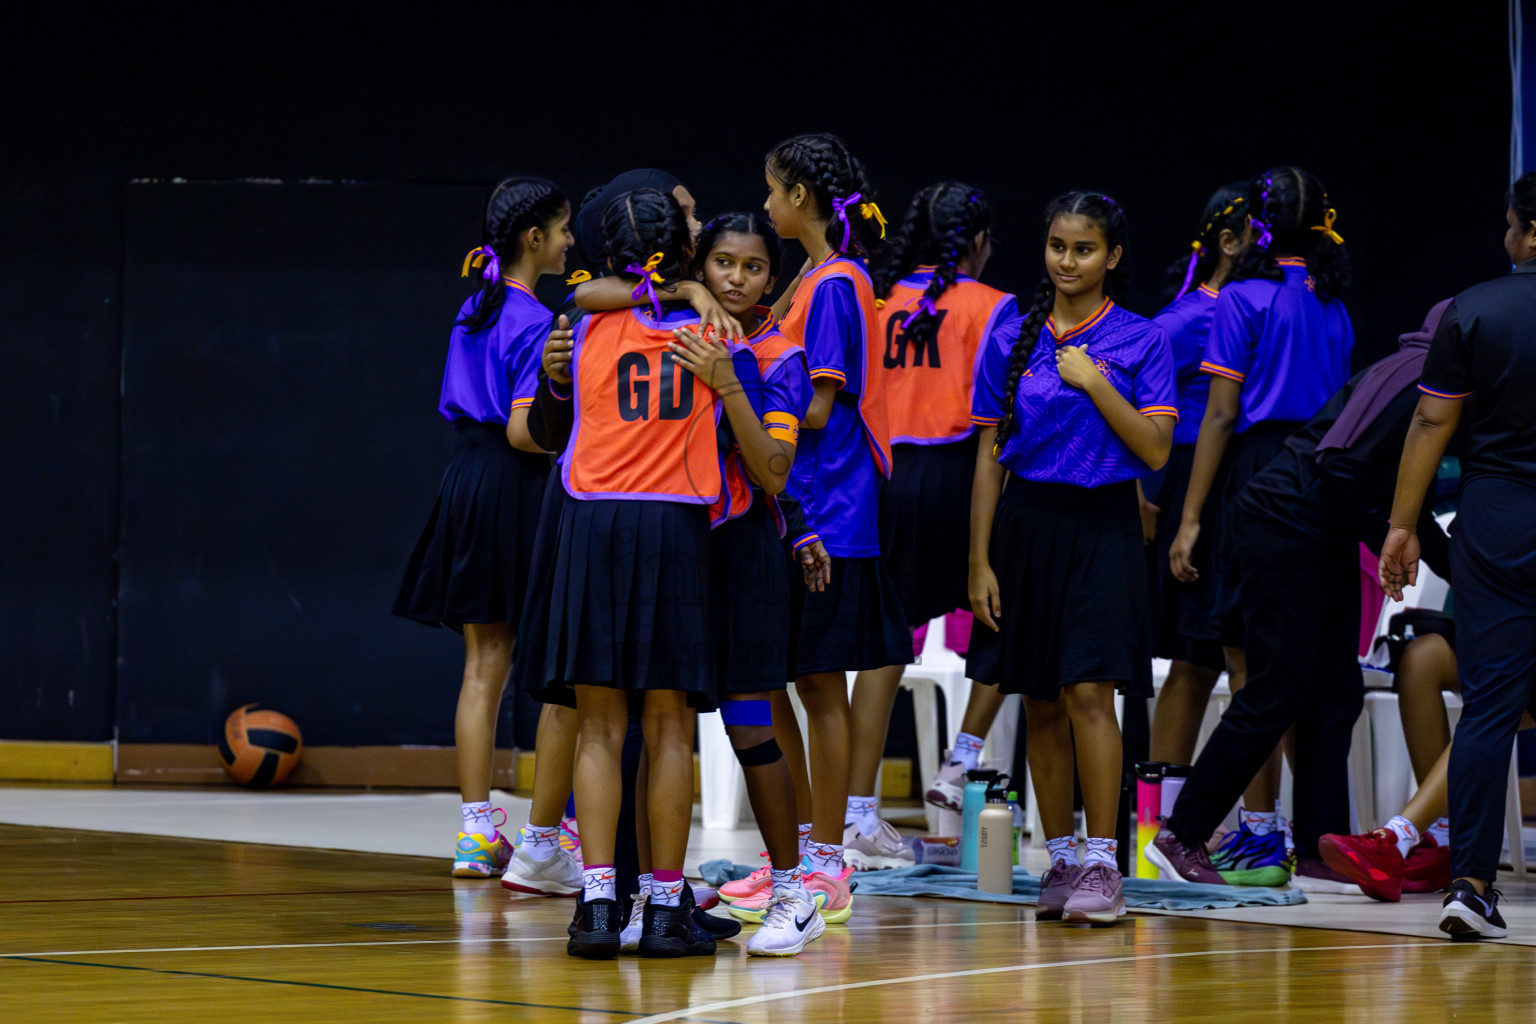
620;941;1481;1024
0;918;1032;960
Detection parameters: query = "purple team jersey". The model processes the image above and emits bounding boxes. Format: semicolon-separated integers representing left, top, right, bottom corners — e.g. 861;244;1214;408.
1199;258;1354;432
972;299;1177;487
438;279;553;426
785;276;882;557
1151;284;1219;445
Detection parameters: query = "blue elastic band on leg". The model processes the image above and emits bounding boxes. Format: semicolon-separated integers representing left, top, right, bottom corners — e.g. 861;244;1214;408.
719;699;774;727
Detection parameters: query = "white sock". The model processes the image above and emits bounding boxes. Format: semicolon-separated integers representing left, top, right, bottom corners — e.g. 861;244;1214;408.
1385;815;1420;858
1276;801;1294;854
1241;808;1279;836
806;841;844;874
649;873;686;907
1082;837;1118;868
582;865;616;902
1427;817;1450;847
520;822;561;854
636;872;654;899
770;866;807;897
461;801;495;838
1046;835;1078;867
951;732;986;771
846;795;879;835
798;822;814;859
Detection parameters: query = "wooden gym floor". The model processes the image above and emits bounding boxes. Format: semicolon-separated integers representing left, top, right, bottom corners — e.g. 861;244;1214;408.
2;808;1535;1023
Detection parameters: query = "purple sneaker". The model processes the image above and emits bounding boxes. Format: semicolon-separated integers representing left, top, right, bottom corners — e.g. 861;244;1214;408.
1146;828;1226;885
1063;862;1125;924
1035;862;1081;920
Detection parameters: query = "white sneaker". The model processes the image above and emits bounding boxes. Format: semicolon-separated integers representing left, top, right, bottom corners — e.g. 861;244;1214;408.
500;845;582;896
746;890;825;956
843;820;916;871
619;892;648;952
925;757;967;812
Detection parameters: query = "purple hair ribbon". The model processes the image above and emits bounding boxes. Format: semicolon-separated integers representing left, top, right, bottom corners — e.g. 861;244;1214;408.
831;191;863;252
625;251;666;319
1174;241;1203;300
905;295;938;326
1251;219;1273;250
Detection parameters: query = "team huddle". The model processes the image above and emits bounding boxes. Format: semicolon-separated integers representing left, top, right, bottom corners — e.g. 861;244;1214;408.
395;130;1536;957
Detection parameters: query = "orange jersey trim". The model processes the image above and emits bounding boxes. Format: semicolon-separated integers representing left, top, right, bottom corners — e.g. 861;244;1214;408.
1048;298;1114;343
1418;384;1473;400
502;277;538;299
1197;283;1220;298
970;414;1003;426
510;397;534;410
764;410;800;444
809;367;848;384
1275;257;1308;268
1139;405;1180;419
1200;360;1246;382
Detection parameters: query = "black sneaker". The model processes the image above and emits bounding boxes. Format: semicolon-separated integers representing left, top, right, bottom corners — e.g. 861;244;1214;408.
567;897;623;958
691;905;742;940
1439;879;1507;940
638;885;716;958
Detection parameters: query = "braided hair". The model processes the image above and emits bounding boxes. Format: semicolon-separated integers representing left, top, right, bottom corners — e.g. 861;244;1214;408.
695;211;782;278
1230;166;1351;299
1165;182;1248;300
873;182;992;355
994;192;1129;452
458;176;568;333
765;133;882;256
600;187;693;298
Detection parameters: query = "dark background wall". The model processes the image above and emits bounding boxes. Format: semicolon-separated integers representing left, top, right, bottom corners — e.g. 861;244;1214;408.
0;8;1517;747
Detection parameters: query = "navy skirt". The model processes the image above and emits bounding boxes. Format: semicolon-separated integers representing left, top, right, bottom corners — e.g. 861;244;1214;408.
518;492;716;709
512;471;571;707
393;419;551;631
966;478;1153;700
880;436;978;628
792;553;913;676
713;498;794;694
1181;421;1298;648
1145;444;1224;671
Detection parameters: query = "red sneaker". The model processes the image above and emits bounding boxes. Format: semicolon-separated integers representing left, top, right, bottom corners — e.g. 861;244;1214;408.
1318;829;1404;902
1402;834;1453;894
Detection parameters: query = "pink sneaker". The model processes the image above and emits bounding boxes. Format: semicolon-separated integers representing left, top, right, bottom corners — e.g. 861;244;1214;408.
729;867;852;925
1062;862;1124;924
1035;862;1081;920
720;855;772;904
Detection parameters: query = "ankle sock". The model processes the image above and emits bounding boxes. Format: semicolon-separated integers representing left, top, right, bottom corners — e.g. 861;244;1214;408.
952;732;986;771
1046;835;1078;868
461;801;496;838
650;870;686;907
1385;815;1420;858
1241;808;1279;837
806;842;844;874
582;864;616;902
1276;801;1294;854
1083;836;1118;868
846;795;879;836
520;822;561;854
636;872;654;898
797;822;814;859
770;866;806;896
1427;817;1450;847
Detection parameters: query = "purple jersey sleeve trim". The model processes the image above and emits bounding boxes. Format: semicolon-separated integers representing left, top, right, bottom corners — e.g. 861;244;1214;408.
1199;361;1246;382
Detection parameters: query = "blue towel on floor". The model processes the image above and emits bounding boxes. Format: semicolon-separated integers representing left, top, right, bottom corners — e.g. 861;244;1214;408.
698;860;1306;911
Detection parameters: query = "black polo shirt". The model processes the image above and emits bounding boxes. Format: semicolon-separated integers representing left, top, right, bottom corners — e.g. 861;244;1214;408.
1419;260;1536;486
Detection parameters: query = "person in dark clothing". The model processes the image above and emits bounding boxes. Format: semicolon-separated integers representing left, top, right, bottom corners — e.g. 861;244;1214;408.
1379;172;1536;941
1147;300;1454;889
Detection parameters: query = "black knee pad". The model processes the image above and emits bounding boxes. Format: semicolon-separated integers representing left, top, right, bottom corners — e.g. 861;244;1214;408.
733;737;783;768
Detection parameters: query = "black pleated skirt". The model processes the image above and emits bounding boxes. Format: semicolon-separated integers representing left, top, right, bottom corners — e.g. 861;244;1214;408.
518;492;716;708
1180;421;1299;648
1145;444;1224;671
966;478;1153;700
393;420;552;631
512;471;571;707
792;553;914;676
880;436;978;627
713;499;794;694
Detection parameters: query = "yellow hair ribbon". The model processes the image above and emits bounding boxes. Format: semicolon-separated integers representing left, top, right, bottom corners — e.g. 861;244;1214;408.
859;202;888;238
565;269;593;286
640;251;665;282
874;298;886;309
1312;208;1345;245
1191;240;1204;253
460;247;488;278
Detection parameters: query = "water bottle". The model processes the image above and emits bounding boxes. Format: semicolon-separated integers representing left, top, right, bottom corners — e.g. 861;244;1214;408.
1007;790;1023;866
1160;764;1190;823
1134;762;1168;878
960;768;1001;872
977;786;1015;894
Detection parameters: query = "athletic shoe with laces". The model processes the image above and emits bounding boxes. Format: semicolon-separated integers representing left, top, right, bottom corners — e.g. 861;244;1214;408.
843;820;916;871
1291;856;1363;895
1318;829;1405;902
619;892;648;953
1063;861;1125;924
1439;879;1507;940
1035;862;1081;920
746;890;826;956
567;897;622;959
452;829;514;878
925;757;967;812
730;867;851;924
1209;823;1292;886
1146;828;1227;884
1402;834;1453;894
501;845;582;896
691;885;720;911
720;856;772;904
638;885;716;957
